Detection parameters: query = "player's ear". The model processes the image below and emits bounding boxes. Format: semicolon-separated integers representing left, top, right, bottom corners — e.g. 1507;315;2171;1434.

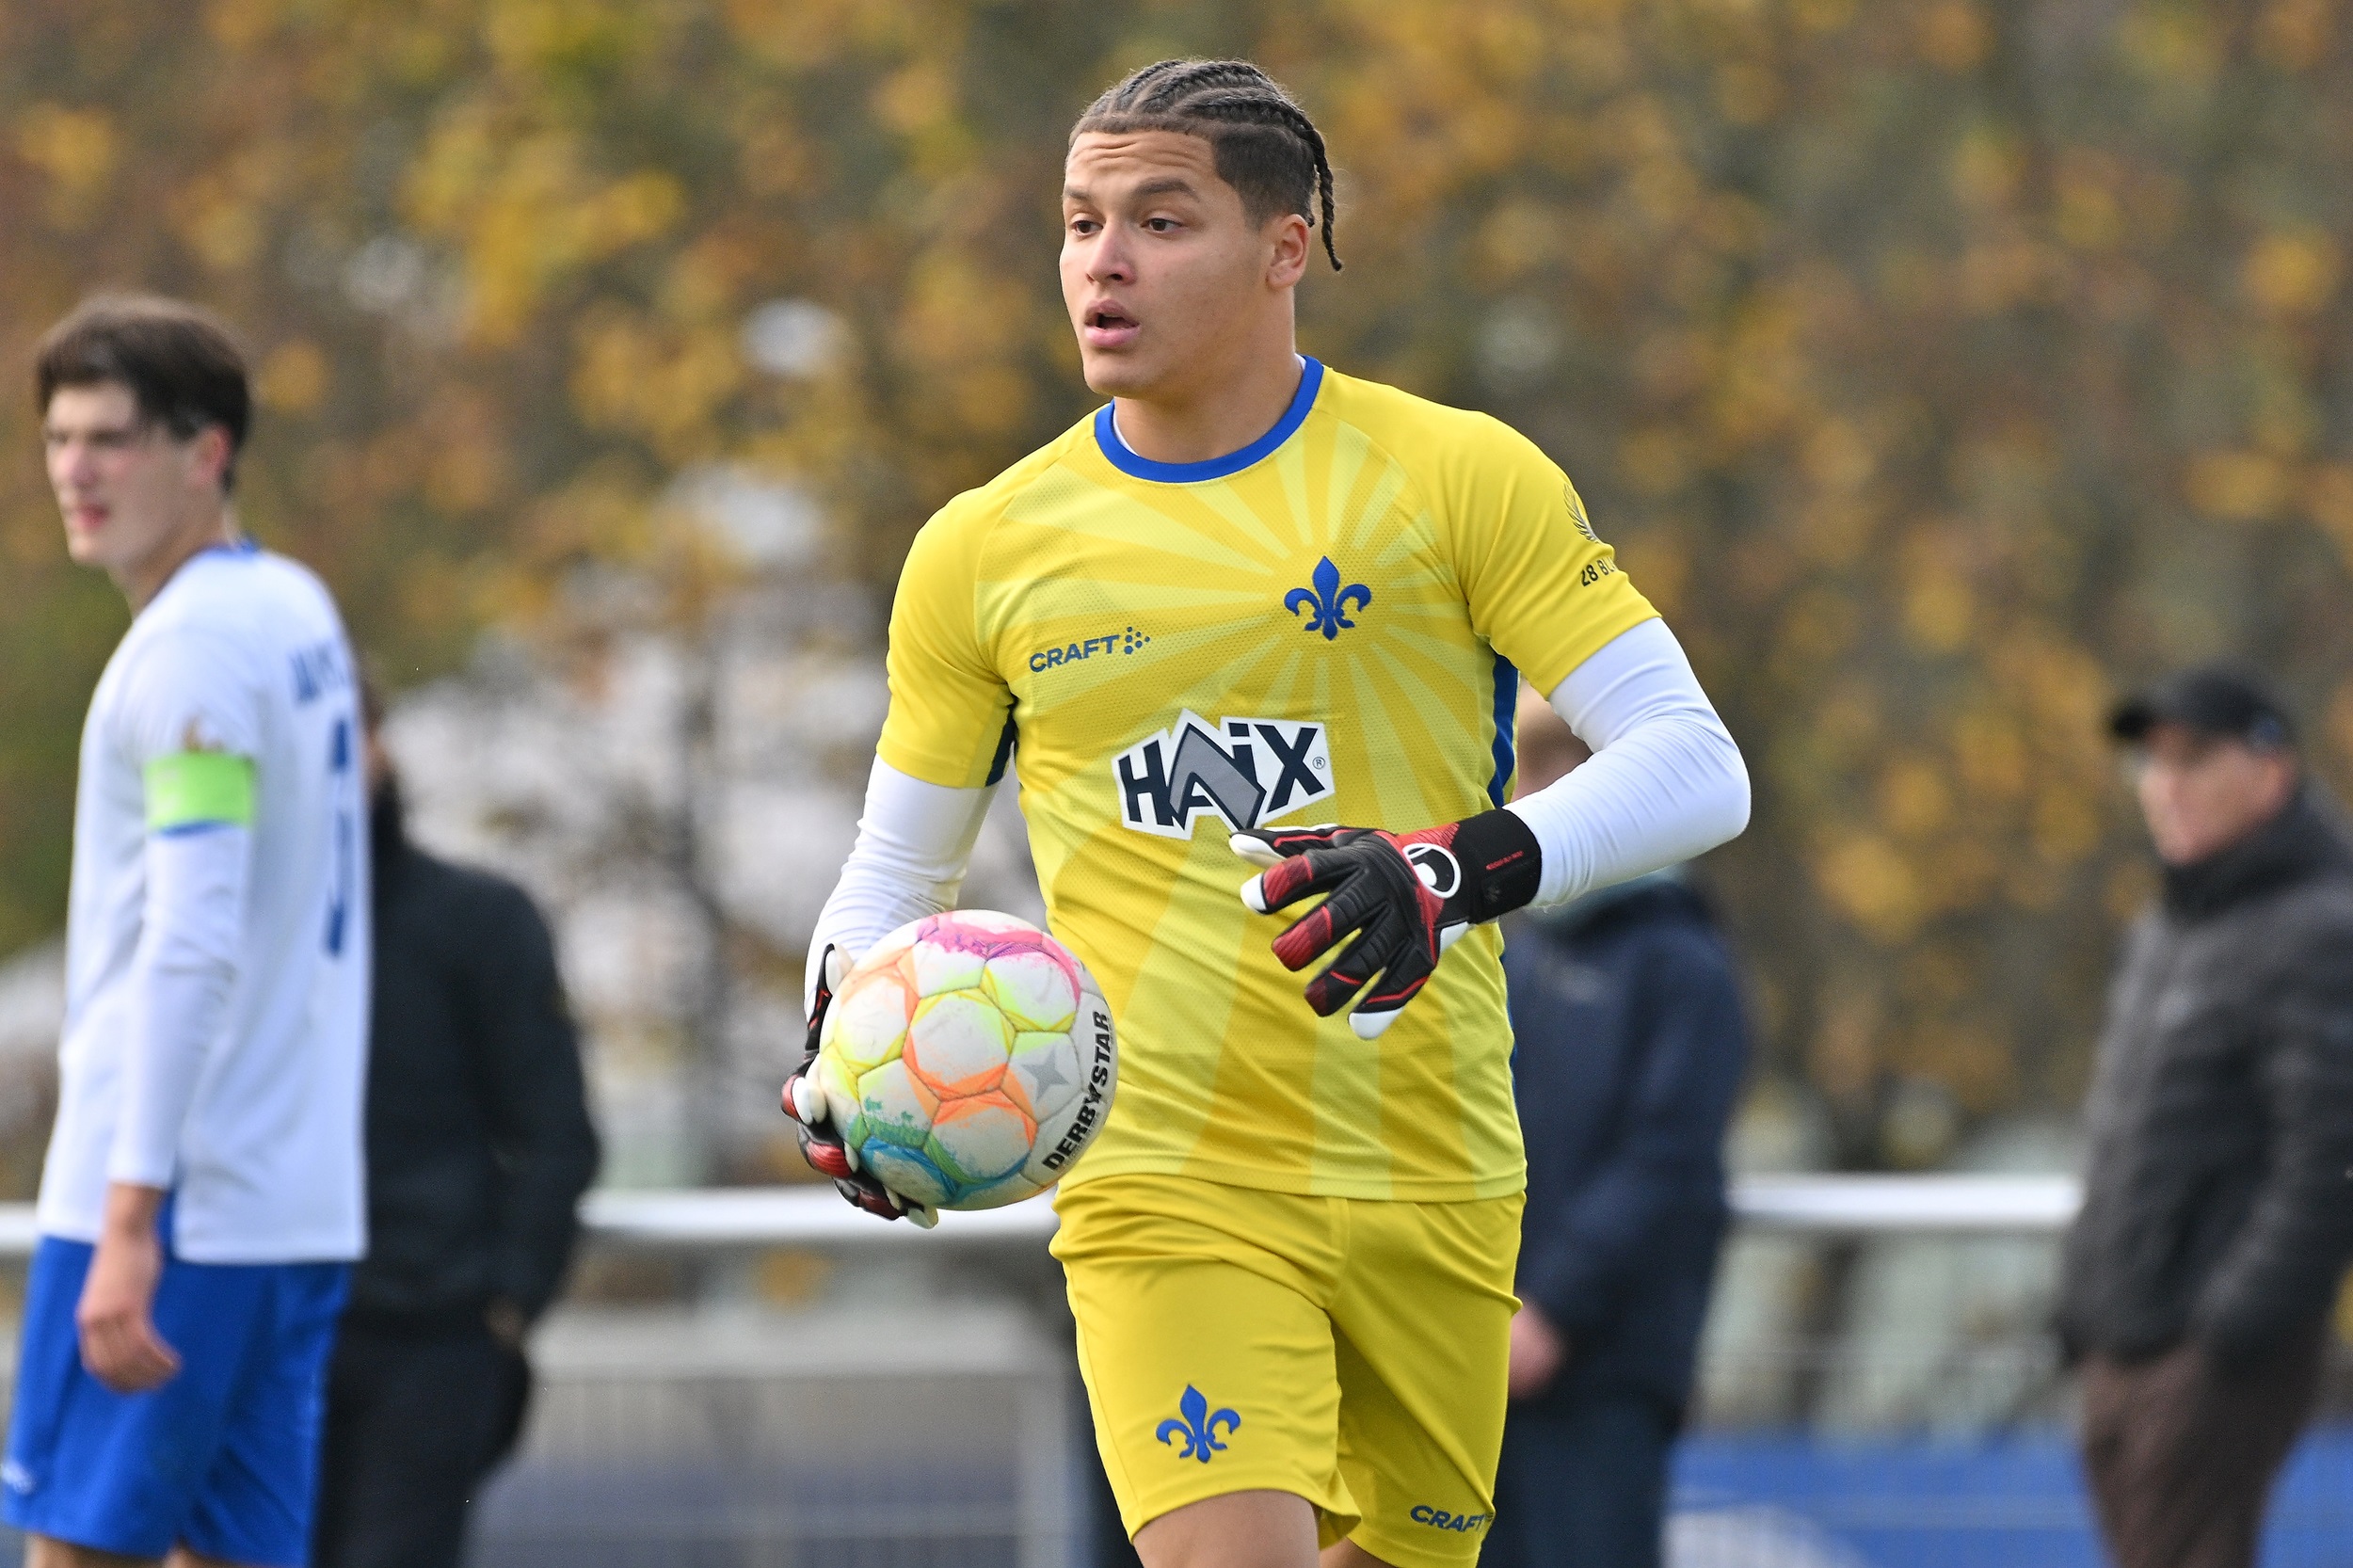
184;424;233;495
1265;210;1311;289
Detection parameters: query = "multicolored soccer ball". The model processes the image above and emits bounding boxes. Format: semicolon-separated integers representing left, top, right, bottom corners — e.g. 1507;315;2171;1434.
813;911;1116;1210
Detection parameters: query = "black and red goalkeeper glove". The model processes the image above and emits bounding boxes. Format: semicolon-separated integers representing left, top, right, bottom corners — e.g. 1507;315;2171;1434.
1232;811;1543;1039
780;945;936;1227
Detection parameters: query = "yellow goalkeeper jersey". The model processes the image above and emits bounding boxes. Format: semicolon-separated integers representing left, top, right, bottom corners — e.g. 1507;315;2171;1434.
878;360;1656;1200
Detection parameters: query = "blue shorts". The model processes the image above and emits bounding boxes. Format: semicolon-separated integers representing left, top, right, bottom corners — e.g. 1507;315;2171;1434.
3;1227;349;1565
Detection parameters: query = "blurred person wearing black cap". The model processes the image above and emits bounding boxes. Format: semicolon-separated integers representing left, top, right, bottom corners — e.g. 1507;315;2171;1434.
2058;662;2353;1568
312;685;600;1568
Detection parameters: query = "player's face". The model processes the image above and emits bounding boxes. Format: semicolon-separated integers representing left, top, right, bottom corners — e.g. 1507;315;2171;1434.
2131;722;2298;865
1061;131;1309;399
42;382;229;575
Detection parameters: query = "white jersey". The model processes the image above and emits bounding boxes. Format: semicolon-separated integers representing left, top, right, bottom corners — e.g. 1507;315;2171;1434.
40;542;369;1262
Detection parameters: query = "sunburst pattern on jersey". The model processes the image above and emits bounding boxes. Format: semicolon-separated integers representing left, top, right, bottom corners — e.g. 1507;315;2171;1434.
880;364;1655;1201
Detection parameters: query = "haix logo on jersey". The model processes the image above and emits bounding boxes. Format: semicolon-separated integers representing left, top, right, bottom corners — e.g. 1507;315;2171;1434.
1114;712;1335;840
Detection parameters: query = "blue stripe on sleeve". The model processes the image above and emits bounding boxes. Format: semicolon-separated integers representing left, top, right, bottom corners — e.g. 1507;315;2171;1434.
984;711;1018;787
1487;653;1519;808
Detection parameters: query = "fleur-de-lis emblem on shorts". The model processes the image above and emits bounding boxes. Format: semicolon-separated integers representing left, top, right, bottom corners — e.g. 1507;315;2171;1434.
1156;1384;1241;1463
1285;556;1373;641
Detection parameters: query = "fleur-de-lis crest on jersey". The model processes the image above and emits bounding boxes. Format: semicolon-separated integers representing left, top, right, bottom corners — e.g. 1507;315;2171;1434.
1156;1384;1241;1463
1285;556;1373;641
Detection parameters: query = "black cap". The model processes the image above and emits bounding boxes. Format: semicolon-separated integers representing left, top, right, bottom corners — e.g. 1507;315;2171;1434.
2109;662;2297;750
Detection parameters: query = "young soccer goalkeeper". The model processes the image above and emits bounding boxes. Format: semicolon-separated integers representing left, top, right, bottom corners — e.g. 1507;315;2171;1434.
789;59;1749;1568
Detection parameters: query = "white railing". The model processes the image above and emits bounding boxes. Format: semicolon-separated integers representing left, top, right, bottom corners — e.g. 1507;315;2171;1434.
1726;1174;2078;1234
0;1174;2086;1258
0;1175;2099;1568
576;1174;2084;1248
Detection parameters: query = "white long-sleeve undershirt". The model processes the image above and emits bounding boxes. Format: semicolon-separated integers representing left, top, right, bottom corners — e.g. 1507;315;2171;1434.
110;823;251;1190
1504;616;1750;904
807;762;998;1012
806;617;1749;1010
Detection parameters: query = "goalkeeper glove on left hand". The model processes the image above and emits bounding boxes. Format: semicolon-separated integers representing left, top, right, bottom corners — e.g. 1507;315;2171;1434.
1232;810;1543;1039
780;945;937;1227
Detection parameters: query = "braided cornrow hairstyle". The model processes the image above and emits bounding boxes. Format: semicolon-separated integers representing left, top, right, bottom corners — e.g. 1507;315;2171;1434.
1072;59;1342;271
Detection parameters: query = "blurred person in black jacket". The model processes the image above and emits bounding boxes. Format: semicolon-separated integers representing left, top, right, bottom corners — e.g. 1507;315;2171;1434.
1481;683;1750;1568
2059;664;2353;1568
312;686;601;1568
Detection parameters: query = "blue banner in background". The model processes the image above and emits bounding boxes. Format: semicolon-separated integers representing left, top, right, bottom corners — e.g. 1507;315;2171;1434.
1673;1428;2353;1568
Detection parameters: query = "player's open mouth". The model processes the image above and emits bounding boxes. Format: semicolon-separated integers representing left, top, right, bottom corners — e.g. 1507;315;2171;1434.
1082;306;1140;348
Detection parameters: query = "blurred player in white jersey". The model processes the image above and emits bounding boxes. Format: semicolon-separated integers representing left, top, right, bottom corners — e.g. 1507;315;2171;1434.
6;297;369;1568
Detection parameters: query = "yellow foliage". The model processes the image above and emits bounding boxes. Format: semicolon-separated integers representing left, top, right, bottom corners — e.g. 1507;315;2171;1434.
1902;571;1972;654
1897;1020;2012;1115
2105;859;2155;925
2243;232;2342;316
872;60;955;136
202;0;289;50
485;0;646;74
1618;428;1690;497
1916;2;1990;73
2053;152;2126;253
5;0;2353;1128
1948;127;2021;212
2257;0;2334;72
2185;450;2292;522
2032;789;2101;868
2119;7;2226;88
1789;0;1854;32
2306;465;2353;568
1878;757;1953;840
254;342;329;414
1802;419;1873;493
14;104;119;225
1818;834;1924;943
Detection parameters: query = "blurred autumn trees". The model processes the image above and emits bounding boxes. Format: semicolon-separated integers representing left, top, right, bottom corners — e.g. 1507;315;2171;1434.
6;0;2353;1164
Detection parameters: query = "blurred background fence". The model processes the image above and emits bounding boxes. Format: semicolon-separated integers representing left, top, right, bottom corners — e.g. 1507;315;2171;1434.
0;1181;2347;1566
460;1184;2353;1568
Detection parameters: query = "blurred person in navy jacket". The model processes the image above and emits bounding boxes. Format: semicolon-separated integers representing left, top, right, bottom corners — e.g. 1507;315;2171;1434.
1481;683;1751;1568
312;685;600;1568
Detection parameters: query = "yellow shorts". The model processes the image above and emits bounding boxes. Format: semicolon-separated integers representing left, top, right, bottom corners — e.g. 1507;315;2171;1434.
1052;1174;1521;1568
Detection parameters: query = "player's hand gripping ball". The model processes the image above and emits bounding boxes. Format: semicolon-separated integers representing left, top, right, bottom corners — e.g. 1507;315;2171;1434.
785;912;1116;1219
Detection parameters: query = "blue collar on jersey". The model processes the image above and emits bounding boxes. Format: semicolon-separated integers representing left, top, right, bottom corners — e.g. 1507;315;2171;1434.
148;535;258;604
1093;357;1325;483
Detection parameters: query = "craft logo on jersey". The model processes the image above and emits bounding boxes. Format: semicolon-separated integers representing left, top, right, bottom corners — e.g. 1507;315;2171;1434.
1114;712;1334;840
1157;1385;1241;1464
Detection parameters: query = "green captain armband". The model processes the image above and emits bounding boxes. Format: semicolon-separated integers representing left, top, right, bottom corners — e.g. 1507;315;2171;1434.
144;751;257;832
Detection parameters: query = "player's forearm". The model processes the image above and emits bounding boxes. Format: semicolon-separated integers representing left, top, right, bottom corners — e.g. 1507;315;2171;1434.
806;757;995;1010
1508;618;1750;906
109;824;250;1188
99;1180;168;1240
1510;711;1747;904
